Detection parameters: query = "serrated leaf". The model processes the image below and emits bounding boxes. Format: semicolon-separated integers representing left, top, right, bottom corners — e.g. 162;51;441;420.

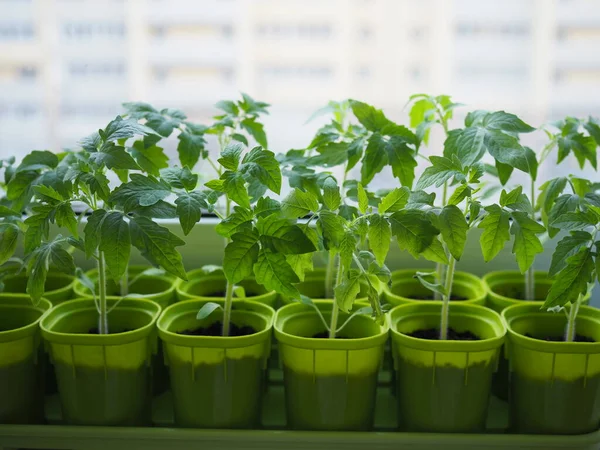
103;116;160;142
323;177;341;211
99;212;130;282
224;229;260;284
281;188;319;218
177;131;206;169
478;204;511;262
416;155;463;190
160;166;198;191
175;191;207;235
414;272;447;297
335;273;361;313
109;174;171;211
439;205;468;260
17;150;59;172
495;160;514;185
0;225;19;265
131;201;177;219
253;249;300;299
368;214;391;266
218;142;244;171
378;187;410;213
549;231;593;277
448;184;471;206
318;210;346;249
551;210;597;231
55;203;78;237
510;212;545;273
129;216;187;280
222;171;250;209
547;194;580;237
286;253;314;282
215;206;254;238
357;182;368;214
453;126;487;166
241;118;268;148
50;246;75;274
241;146;282;194
386;136;417;188
89;142;140;170
196;302;223;320
543;248;595;309
255;197;281;218
482;111;536;133
257;215;316;255
361;133;387;186
389;209;438;257
339;232;357;272
130;141;169;176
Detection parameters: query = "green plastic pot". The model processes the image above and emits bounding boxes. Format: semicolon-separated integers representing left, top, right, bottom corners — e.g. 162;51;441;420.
383;269;487;306
177;271;277;308
0;294;51;424
158;299;274;428
2;272;74;305
40;298;160;426
503;303;600;435
274;300;388;431
485;271;590;401
280;268;369;306
74;265;177;310
390;302;505;432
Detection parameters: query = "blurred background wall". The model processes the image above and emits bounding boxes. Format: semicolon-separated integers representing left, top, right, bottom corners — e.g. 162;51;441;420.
1;0;599;184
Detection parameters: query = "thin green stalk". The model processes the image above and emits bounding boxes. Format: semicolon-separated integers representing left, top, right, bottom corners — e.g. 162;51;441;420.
525;178;536;300
440;256;456;340
325;251;336;299
565;298;581;342
120;263;129;297
97;252;109;335
328;256;343;339
222;279;234;337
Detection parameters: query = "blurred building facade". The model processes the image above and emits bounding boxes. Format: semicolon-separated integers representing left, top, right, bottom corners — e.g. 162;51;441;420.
1;0;600;159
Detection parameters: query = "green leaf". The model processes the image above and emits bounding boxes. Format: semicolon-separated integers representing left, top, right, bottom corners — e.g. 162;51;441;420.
84;209;108;258
34;185;63;203
543;247;595;309
389;210;439;257
6;170;38;203
478;204;511;262
78;172;111;201
257;215;316;255
0;205;19;218
160;166;198;191
386;136;417;188
547;193;580;237
357;183;368;214
103;116;159;142
129;216;187;280
281;189;319;218
368;214;391;266
89;142;140;170
99;212;130;282
130;141;168;176
495;160;514;185
50;245;76;274
484;130;535;174
361;133;387;186
131;201;177;219
55;203;78;237
420;238;449;264
253;249;300;299
255;197;281;218
350;100;416;143
215;100;239;115
175;191;208;235
177;131;207;169
222;171;250;209
241;117;268;148
224;229;260;284
448;184;471;206
549;231;593;277
196;302;223;320
218;142;244;171
414;271;447;297
109;174;171;211
17;150;58;172
339;232;357;272
378;187;410;213
453;126;487;166
26;244;51;303
323;177;341;211
439;205;468;260
510;212;545;273
241;147;282;194
346;137;365;172
286;253;314;282
416;156;463;190
551;210;597;231
482;111;536;133
215;206;253;238
0;225;19;265
558;134;597;170
307;142;349;167
318;210;346;249
204;179;225;192
335;273;361;313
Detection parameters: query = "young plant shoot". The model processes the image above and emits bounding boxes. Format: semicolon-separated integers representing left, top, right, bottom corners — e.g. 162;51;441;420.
21;115;189;333
280;100;418;298
196;95;317;336
413;110;540;339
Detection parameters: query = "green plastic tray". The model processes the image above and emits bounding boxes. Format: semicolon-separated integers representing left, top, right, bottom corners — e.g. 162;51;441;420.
1;382;599;449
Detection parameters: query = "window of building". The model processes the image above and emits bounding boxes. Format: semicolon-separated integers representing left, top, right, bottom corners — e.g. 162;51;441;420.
62;22;126;40
0;22;34;41
68;62;126;77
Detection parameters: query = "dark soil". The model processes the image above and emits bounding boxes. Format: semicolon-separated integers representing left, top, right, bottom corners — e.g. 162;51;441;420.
525;333;595;343
408;294;468;301
179;321;256;337
88;328;132;334
408;327;481;341
312;332;351;339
